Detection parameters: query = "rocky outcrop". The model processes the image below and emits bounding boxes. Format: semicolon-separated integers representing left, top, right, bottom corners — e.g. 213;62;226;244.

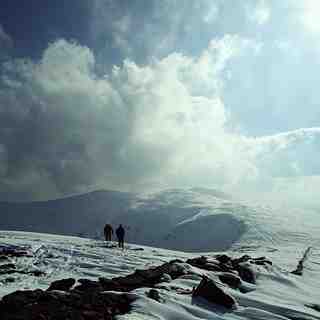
0;289;132;320
0;246;31;258
0;253;277;319
47;278;76;292
146;289;163;302
218;272;241;289
96;260;188;292
193;276;237;309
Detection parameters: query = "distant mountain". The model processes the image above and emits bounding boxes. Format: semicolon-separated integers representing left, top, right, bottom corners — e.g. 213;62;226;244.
0;188;246;251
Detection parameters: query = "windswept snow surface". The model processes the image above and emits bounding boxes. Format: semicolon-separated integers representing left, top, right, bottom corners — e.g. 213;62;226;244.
1;231;320;320
2;187;318;252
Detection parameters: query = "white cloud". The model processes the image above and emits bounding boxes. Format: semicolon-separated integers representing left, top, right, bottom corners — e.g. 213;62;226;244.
246;0;271;26
1;36;320;207
298;0;320;34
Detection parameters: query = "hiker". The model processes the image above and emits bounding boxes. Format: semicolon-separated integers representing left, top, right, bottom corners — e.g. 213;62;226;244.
116;224;125;249
104;224;113;242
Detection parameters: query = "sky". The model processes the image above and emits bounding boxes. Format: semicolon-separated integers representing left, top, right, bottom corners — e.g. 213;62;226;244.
0;0;320;206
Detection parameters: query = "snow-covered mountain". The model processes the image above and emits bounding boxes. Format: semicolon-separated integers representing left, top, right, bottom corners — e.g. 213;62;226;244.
1;189;320;318
0;188;319;252
0;188;244;251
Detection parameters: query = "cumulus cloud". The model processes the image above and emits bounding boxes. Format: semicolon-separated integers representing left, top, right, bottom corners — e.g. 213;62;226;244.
298;0;320;34
1;36;320;205
246;0;271;26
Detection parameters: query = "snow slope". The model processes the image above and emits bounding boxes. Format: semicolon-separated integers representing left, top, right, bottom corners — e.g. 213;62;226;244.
0;188;247;251
1;231;320;320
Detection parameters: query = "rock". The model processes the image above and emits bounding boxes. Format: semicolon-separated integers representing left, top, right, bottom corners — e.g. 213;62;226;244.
1;289;44;309
30;269;46;277
237;263;256;284
186;256;233;273
4;277;15;283
47;278;76;292
215;254;231;264
0;247;30;258
0;256;9;262
147;289;162;302
0;263;16;270
218;272;241;289
75;279;102;292
160;273;172;282
81;310;104;320
0;289;132;320
186;256;208;266
232;255;251;267
193;276;237;309
166;262;189;279
305;303;320;312
0;264;16;275
99;260;189;292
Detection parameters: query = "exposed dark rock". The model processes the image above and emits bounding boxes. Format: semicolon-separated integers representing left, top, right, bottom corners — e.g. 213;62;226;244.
253;258;272;267
231;255;251;267
218;272;241;289
47;278;76;292
186;256;207;266
236;263;256;284
305;303;320;312
31;269;46;277
3;277;15;283
0;253;279;318
1;289;44;310
0;267;45;277
99;260;188;292
187;255;233;273
147;289;163;302
74;279;103;292
215;254;231;264
0;289;132;320
0;263;15;270
252;256;272;265
192;276;237;309
0;247;30;258
0;256;9;262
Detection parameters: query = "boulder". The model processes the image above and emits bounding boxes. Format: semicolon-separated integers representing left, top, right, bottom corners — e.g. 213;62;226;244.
231;255;251;267
1;289;44;309
236;263;256;284
0;288;132;320
218;272;241;289
215;254;232;264
186;256;208;267
74;279;102;292
193;276;237;309
47;278;76;292
147;289;163;302
99;260;189;292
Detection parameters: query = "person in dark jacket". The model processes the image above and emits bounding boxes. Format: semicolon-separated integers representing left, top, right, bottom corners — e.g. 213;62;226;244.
104;224;113;242
115;224;125;249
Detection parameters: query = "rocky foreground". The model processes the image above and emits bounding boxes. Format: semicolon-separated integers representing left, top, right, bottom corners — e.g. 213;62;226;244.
0;245;285;320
